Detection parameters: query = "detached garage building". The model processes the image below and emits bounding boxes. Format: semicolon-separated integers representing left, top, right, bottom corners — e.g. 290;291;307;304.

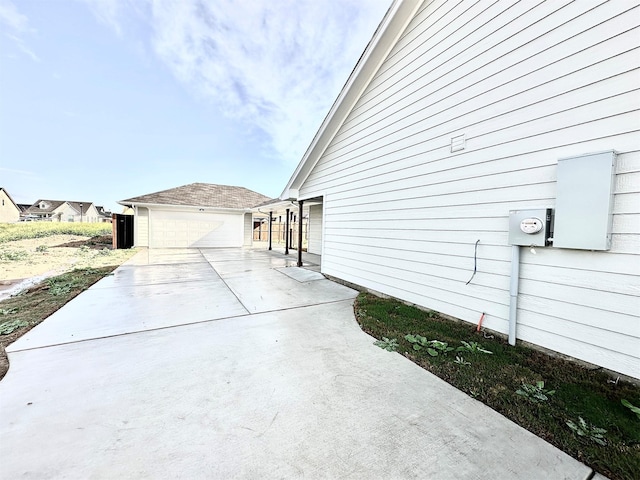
119;183;271;248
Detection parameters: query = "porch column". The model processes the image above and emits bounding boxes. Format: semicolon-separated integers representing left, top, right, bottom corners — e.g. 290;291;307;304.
268;211;273;251
297;200;304;267
285;208;290;255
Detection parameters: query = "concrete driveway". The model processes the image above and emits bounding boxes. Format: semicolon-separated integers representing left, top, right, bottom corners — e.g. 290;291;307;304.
0;248;594;479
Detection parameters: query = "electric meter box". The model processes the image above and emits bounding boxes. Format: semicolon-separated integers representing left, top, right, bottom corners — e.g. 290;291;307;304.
508;208;553;247
553;151;616;251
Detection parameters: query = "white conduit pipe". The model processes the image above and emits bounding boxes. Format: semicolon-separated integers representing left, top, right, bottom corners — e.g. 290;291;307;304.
508;245;520;346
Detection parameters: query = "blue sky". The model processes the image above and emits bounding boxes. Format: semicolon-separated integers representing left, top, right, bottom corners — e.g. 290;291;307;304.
0;0;390;211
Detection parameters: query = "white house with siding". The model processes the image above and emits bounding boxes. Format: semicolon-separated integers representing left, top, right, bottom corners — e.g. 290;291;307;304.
24;200;100;223
0;188;20;223
281;0;640;379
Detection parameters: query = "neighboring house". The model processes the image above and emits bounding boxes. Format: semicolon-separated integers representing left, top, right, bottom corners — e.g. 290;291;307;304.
118;183;272;248
25;200;99;222
16;204;31;217
0;188;21;223
67;202;100;223
95;206;113;222
25;200;67;221
281;0;640;379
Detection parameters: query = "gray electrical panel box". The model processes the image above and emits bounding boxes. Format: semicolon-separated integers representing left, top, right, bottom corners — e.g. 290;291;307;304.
508;208;553;247
553;151;616;250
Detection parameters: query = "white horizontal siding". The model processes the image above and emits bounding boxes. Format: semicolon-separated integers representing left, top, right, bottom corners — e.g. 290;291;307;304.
306;76;639;192
325;3;636;157
308;204;323;255
341;0;635;145
135;207;149;247
298;0;640;378
244;213;252;247
516;323;640;377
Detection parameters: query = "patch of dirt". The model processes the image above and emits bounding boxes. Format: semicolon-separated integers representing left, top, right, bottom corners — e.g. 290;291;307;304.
0;235;137;380
0;234;130;292
55;235;112;249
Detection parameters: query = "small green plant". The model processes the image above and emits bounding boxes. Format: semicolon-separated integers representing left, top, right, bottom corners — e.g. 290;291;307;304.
566;416;607;446
78;245;91;254
79;268;101;275
0;307;18;315
454;355;471;366
621;399;640;420
404;335;454;356
35;245;48;253
374;337;399;352
457;341;493;354
97;247;112;256
0;249;29;261
0;319;28;335
47;277;79;296
516;381;556;403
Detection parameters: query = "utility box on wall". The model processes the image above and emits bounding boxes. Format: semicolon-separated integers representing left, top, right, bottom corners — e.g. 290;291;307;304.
553;151;616;251
508;208;553;247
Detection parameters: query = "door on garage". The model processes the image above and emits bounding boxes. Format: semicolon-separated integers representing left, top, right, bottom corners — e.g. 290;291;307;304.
149;210;243;248
308;203;323;255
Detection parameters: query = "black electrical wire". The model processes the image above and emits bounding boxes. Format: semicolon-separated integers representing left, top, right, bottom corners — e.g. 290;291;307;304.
465;239;480;285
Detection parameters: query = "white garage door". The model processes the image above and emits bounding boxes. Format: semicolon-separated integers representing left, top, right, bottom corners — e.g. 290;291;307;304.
150;210;243;248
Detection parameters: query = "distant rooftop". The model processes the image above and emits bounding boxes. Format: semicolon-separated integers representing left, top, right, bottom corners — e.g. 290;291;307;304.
25;200;93;214
120;183;272;210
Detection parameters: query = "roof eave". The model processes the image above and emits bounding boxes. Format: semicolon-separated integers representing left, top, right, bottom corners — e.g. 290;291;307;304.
117;200;248;214
250;199;298;213
280;0;423;200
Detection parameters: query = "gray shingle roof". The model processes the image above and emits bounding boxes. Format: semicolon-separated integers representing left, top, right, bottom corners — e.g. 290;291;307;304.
67;202;93;215
26;200;93;214
25;200;67;214
121;183;272;210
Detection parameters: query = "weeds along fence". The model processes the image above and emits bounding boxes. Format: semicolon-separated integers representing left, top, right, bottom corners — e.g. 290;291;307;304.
0;223;112;244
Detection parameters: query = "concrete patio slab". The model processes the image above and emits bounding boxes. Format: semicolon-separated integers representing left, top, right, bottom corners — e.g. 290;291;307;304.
220;268;356;314
0;299;591;479
123;248;209;266
8;277;248;351
95;262;217;288
0;247;596;479
277;267;325;282
201;251;297;275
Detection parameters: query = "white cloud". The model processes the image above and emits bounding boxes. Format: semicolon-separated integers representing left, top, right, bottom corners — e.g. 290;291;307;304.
0;0;40;62
0;0;29;32
5;32;40;62
81;0;391;164
77;0;124;36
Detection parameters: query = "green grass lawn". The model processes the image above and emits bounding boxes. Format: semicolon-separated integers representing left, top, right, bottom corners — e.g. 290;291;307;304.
355;293;640;480
0;222;112;243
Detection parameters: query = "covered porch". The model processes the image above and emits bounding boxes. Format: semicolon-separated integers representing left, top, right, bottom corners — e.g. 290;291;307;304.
251;197;323;269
